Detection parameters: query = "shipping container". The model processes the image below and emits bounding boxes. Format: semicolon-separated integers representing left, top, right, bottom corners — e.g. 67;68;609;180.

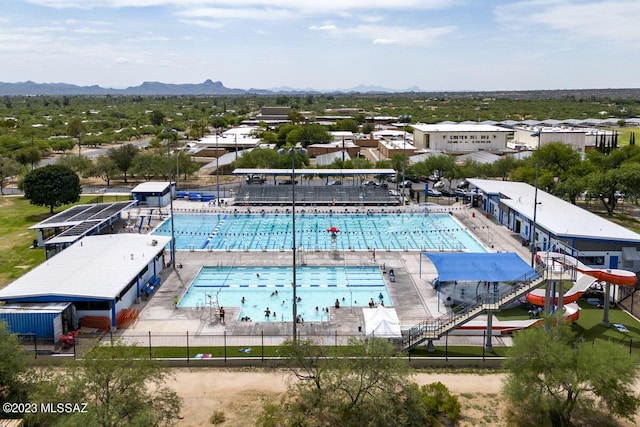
0;303;73;342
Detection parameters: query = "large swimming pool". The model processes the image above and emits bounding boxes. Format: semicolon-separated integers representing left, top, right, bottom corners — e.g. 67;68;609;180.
153;212;485;252
178;266;391;323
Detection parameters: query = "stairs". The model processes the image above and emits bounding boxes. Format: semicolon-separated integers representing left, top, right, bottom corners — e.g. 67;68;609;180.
402;265;554;351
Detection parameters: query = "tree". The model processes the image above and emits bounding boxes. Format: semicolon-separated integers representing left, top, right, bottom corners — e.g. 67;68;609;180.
258;338;460;427
56;153;94;177
13;146;42;170
67;117;85;154
149;110;164;126
22;164;81;213
27;343;182;427
0;156;23;195
0;322;30;418
91;155;120;186
107;143;138;183
503;318;640;427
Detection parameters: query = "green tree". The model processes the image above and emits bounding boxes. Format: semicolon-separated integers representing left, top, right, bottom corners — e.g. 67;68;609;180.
56;153;94;177
130;152;167;181
0;322;30;418
0;156;23;195
107;143;138;183
13;146;42;170
258;338;460;427
22;164;81;213
67;116;86;156
504;318;640;427
27;344;182;427
91;155;120;186
149;110;164;126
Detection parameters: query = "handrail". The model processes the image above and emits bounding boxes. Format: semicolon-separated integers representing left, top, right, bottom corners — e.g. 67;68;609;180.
402;264;548;350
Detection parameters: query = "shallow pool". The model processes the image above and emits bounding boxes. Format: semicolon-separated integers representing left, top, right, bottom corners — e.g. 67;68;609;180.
153;212;485;252
178;266;392;323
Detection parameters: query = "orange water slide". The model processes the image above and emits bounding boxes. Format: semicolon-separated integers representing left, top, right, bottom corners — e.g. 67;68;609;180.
526;252;637;307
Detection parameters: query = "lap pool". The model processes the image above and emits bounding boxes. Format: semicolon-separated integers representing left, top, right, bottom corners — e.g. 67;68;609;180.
153;212;485;252
178;266;392;323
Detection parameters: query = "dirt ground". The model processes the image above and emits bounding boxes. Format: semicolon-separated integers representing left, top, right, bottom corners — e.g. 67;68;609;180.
168;368;640;427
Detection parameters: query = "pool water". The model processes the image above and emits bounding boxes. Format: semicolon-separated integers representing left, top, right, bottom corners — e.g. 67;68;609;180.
153;212;485;252
178;266;392;323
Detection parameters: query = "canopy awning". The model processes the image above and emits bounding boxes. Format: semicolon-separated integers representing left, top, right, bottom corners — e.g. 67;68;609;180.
423;252;537;282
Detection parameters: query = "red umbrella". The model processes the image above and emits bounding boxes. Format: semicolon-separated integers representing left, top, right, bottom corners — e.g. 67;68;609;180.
327;226;341;233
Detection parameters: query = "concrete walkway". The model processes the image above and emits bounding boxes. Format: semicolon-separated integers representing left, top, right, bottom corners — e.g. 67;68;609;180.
114;200;531;348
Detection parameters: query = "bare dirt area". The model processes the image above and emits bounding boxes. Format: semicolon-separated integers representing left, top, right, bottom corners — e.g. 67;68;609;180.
166;368;640;427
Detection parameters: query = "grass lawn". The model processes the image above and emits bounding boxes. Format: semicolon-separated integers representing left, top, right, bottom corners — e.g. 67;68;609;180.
0;195;120;288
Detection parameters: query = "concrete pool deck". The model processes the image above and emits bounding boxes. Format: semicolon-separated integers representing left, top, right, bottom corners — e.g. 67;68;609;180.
115;200;534;348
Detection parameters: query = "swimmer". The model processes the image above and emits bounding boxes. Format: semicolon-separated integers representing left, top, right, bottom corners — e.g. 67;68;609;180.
241;296;245;304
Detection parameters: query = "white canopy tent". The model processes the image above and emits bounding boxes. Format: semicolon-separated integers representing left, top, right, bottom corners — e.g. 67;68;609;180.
362;305;401;338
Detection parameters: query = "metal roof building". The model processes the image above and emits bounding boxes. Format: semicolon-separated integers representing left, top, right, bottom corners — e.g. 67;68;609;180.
0;234;171;331
468;179;640;272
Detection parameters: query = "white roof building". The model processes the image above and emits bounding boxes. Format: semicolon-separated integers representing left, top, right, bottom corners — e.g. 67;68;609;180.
411;123;512;153
0;234;170;302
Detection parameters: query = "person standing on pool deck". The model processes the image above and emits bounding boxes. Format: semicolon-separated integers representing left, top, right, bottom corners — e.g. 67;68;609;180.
372;248;376;261
219;307;225;324
174;295;179;308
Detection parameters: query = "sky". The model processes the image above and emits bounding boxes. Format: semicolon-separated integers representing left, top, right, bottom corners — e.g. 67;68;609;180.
1;0;639;91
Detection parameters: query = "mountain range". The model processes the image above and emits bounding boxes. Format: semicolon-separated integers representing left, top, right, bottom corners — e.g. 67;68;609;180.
1;80;639;100
0;79;420;96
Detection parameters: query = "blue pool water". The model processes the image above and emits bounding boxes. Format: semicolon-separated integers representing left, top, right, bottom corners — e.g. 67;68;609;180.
153;212;486;252
178;266;392;323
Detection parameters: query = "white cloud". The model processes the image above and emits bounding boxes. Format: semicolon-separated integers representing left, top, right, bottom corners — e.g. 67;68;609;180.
309;24;338;31
177;19;224;29
349;24;456;46
177;7;297;21
495;0;640;44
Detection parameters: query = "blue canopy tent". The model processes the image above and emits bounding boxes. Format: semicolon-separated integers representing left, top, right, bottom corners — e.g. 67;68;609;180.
422;252;536;283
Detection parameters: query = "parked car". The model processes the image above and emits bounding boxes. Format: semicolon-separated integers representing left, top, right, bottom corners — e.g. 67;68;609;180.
278;179;298;185
433;181;445;190
327;180;342;186
245;175;266;184
440;189;456;197
457;179;470;189
362;180;379;187
398;181;413;189
427;189;442;197
388;189;400;197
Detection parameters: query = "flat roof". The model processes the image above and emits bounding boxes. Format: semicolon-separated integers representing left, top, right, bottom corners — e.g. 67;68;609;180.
468;179;640;243
131;182;171;193
412;124;512;133
0;234;171;301
0;302;71;314
233;168;397;176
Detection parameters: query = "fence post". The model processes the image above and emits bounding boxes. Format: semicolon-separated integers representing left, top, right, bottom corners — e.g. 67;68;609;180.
335;330;338;347
224;331;227;362
445;332;449;362
261;331;264;362
630;339;633;355
73;337;76;358
110;331;113;345
148;331;152;359
482;331;486;361
34;335;38;359
186;331;190;363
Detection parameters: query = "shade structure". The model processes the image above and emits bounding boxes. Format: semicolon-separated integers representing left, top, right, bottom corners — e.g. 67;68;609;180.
423;252;536;282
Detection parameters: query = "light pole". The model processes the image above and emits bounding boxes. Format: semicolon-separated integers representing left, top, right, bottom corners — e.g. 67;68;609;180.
401;131;407;206
163;128;177;270
215;132;220;202
530;129;542;267
278;145;307;343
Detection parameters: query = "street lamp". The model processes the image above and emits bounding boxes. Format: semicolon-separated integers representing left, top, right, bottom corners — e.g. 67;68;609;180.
401;131;407;206
278;145;308;343
215;132;220;203
530;129;542;267
162;128;177;270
